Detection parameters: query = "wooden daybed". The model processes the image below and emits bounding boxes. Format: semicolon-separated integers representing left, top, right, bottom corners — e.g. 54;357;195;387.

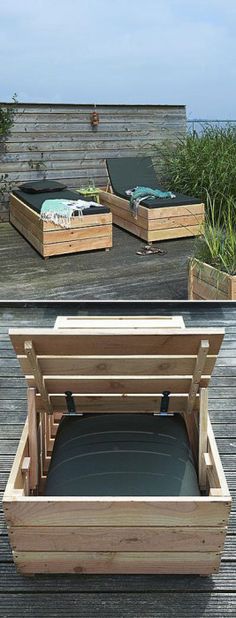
3;316;231;575
10;182;112;258
99;157;205;243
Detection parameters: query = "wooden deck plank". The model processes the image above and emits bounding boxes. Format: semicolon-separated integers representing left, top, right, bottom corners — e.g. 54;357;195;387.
0;223;196;300
0;592;234;617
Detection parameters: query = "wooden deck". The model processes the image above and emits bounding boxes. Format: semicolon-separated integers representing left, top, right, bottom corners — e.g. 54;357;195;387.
0;301;235;616
0;222;195;300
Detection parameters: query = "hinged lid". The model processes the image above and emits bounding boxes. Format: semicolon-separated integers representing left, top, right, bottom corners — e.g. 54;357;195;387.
9;316;224;416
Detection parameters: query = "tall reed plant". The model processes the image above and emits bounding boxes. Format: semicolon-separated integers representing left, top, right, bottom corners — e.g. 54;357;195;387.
193;194;236;276
154;126;236;223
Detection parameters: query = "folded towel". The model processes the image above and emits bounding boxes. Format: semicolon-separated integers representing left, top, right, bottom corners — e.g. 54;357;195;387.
40;199;97;228
126;186;176;217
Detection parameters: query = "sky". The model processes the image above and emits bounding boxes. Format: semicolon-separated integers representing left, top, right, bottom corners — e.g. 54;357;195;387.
1;0;236;119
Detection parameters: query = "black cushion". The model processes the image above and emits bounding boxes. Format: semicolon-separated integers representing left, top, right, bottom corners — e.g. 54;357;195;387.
44;413;200;497
12;187;110;216
106;157;200;208
20;180;67;194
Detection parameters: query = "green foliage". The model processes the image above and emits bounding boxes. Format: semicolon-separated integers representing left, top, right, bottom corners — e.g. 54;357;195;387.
154;126;236;221
0;94;18;137
192;194;236;276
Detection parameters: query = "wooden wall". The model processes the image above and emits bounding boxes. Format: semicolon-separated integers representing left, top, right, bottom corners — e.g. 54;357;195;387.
0;103;186;221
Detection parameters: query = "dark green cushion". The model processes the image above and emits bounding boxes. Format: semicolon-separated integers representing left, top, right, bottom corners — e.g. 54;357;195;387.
20;180;67;194
44;414;200;497
106;157;200;208
12;188;110;216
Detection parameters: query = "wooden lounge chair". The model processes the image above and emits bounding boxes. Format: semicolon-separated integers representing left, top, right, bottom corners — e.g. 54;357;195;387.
10;181;112;258
99;157;205;242
3;316;231;575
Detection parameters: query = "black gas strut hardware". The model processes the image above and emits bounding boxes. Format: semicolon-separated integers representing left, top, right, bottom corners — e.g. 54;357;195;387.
160;390;170;416
65;391;77;415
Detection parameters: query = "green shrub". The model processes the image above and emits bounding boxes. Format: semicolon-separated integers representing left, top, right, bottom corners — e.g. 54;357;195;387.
154;126;236;222
192;193;236;276
0;94;18;137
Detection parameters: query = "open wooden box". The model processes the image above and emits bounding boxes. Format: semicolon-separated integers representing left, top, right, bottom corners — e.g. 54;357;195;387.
3;316;231;575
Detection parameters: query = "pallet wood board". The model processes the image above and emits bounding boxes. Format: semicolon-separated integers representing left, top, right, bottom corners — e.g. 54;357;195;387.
189;259;236;300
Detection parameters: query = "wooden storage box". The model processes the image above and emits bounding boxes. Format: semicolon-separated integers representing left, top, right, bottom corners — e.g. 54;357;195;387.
189;258;236;300
98;189;205;243
3;317;231;575
10;193;112;258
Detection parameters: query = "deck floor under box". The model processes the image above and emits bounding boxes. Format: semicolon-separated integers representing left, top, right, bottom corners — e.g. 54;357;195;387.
10;194;113;258
3;316;231;575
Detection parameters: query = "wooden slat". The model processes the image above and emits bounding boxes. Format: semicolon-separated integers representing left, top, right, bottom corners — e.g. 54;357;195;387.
43;234;112;257
10;329;225;356
18;354;217;377
25;376;210;395
187;340;209;414
4;496;231;527
9;525;226;552
13;550;221;575
199;388;209;489
207;420;231;497
27;388;39;491
43;225;112;245
54;316;186;329
37;393;196;413
24;341;52;414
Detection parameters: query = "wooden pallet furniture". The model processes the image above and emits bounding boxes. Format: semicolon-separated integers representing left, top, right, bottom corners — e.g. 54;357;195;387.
10;192;112;258
99;157;205;243
3;317;231;575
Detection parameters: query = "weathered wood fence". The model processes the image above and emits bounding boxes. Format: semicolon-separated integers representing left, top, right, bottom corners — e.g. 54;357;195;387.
0;103;186;221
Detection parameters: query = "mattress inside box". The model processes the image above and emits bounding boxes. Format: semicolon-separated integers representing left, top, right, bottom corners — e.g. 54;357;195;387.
44;413;200;497
106;157;200;208
12;188;110;216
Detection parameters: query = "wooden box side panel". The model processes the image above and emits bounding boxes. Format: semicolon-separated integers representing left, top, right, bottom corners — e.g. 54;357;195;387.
189;259;235;301
99;190;204;241
4;496;231;528
4;419;230;575
43;234;112;257
10;196;44;256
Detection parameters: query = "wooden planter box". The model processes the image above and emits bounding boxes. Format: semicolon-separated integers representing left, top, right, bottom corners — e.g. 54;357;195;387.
10;194;112;258
99;189;205;243
3;317;231;575
189;259;236;300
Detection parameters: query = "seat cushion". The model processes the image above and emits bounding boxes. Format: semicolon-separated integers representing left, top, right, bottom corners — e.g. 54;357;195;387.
106;156;200;208
12;188;110;216
44;413;200;497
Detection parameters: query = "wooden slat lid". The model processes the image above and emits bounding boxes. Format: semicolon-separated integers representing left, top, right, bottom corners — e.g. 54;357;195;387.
9;317;225;415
